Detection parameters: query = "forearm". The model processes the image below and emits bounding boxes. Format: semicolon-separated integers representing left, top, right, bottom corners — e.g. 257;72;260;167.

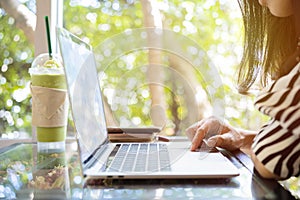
236;128;257;155
234;128;279;179
250;150;281;179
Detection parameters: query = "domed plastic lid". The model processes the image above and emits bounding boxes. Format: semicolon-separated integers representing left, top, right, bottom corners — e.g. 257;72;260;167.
29;53;64;75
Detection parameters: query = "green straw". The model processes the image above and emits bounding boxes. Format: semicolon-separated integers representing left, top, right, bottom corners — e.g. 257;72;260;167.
45;16;52;59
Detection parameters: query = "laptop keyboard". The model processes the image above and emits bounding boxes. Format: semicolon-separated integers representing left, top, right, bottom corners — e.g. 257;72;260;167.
107;143;171;172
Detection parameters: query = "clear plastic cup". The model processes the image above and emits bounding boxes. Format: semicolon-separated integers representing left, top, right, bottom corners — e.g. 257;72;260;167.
29;53;68;153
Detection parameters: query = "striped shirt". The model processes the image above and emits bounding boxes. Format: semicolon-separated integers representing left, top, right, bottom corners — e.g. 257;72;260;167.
253;63;300;179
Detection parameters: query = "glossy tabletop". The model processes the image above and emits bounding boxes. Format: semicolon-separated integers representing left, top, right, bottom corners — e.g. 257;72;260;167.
0;139;298;200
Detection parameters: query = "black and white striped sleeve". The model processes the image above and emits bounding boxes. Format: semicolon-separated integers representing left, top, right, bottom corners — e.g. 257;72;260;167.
253;64;300;179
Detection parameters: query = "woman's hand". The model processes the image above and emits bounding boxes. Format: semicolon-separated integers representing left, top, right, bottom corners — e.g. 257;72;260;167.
186;116;245;151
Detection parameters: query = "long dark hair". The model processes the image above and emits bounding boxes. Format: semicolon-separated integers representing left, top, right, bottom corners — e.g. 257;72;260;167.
236;0;297;93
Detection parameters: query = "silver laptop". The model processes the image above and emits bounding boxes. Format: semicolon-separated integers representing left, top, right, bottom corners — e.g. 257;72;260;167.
56;27;239;180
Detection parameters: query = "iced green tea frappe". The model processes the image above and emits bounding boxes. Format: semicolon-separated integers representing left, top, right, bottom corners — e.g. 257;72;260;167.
29;54;68;151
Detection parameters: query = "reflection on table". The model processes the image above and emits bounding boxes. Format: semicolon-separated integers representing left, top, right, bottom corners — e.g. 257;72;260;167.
0;142;81;199
0;141;298;200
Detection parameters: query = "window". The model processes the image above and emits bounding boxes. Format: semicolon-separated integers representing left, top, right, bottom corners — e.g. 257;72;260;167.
63;0;264;133
0;0;266;139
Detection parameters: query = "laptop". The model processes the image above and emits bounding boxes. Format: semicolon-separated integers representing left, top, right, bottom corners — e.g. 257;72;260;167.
56;27;239;180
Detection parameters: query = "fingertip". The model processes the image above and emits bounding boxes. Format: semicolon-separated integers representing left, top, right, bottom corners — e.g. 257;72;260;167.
190;142;197;151
190;144;195;151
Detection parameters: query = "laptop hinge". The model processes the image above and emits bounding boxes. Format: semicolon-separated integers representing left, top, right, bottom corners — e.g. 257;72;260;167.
83;139;110;170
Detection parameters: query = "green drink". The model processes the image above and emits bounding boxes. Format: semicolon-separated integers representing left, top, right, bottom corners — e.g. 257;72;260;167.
29;53;68;152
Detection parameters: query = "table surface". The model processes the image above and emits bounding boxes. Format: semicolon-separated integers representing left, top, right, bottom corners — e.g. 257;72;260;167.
0;139;298;200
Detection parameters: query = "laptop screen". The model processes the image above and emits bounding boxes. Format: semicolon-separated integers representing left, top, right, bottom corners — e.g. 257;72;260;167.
57;27;108;161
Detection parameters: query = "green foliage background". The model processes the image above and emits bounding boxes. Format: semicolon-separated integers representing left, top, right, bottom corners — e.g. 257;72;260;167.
63;0;268;131
0;0;268;137
0;12;33;137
